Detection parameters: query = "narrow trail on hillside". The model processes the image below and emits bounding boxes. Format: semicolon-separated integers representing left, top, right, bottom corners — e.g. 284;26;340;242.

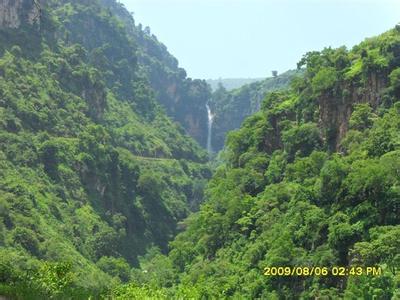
131;155;177;162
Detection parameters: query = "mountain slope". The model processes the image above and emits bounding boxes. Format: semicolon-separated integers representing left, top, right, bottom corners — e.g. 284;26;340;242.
120;27;400;299
1;1;399;299
98;0;212;147
0;0;211;297
209;70;301;151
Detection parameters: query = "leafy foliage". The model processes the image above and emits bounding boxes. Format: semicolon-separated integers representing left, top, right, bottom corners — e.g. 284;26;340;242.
134;27;400;299
1;0;400;299
0;0;211;296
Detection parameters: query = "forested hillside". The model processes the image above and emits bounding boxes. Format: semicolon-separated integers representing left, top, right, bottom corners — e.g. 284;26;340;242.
0;0;211;297
0;0;399;299
210;70;301;151
117;28;400;299
56;0;212;148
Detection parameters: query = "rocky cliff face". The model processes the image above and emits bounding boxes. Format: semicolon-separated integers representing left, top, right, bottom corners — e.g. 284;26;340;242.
0;0;42;29
136;35;210;148
210;70;299;152
319;72;387;150
50;0;210;148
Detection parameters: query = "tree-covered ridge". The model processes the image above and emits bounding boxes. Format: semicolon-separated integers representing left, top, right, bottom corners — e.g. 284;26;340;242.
87;0;212;147
40;0;211;148
0;0;211;297
121;28;400;299
210;70;301;151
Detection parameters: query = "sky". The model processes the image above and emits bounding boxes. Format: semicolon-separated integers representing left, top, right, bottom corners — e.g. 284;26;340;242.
120;0;399;79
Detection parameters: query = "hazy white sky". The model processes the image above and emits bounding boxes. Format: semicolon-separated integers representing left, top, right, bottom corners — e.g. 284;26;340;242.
120;0;399;79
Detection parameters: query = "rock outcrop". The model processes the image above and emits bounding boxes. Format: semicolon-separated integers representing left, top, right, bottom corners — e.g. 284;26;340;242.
0;0;42;29
318;72;387;150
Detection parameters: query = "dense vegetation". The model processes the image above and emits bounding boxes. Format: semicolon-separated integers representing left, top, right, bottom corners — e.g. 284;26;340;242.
1;0;399;298
0;0;211;297
210;70;301;151
121;28;400;298
53;0;211;147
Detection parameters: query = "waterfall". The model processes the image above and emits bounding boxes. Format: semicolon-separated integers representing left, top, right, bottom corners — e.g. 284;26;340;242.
206;103;214;154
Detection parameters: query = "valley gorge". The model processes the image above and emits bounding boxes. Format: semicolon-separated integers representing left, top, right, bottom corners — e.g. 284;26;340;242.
0;1;399;299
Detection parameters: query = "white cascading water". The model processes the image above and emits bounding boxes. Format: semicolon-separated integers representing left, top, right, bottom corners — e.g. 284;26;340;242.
206;103;214;154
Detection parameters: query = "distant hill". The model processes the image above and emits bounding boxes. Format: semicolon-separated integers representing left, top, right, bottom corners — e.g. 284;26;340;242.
207;77;265;91
209;70;303;151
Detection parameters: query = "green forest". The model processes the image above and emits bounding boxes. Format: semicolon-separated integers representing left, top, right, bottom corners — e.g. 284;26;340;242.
209;70;301;151
0;0;399;299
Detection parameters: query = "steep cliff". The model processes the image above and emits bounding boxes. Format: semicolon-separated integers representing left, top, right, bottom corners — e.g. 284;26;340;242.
55;0;211;147
299;38;395;151
0;0;42;28
209;70;300;151
319;72;387;150
133;25;211;147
